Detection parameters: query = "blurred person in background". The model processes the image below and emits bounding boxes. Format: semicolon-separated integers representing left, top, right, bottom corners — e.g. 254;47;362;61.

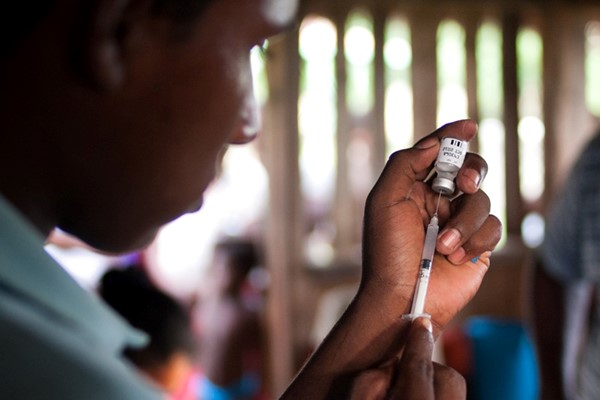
193;238;267;400
99;264;200;400
531;131;600;400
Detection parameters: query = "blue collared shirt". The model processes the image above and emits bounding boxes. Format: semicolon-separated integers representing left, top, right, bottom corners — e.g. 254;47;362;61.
0;195;163;399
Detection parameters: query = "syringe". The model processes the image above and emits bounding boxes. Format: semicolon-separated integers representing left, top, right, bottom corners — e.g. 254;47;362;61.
406;193;441;319
403;137;467;320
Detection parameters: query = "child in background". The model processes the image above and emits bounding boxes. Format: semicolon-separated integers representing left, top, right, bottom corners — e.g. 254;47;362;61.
98;265;200;400
193;238;266;400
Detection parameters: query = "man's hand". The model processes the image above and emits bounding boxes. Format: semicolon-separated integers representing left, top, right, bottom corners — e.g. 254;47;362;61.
281;119;502;400
350;318;466;400
361;119;502;332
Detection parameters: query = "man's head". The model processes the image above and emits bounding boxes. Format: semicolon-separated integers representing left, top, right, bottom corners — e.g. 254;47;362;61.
3;1;212;57
0;0;297;252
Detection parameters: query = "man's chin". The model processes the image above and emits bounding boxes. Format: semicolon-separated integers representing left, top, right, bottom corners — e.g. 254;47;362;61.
65;227;160;256
187;198;204;214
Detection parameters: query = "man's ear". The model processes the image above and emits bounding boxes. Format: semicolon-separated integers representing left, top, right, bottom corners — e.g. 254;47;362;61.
80;0;152;92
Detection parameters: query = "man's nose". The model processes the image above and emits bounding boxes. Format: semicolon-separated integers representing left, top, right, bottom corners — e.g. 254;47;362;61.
229;87;261;145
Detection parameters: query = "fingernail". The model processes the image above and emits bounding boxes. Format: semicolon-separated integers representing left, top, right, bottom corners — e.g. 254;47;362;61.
419;317;433;333
463;168;482;190
415;137;438;149
463;119;478;134
439;229;461;251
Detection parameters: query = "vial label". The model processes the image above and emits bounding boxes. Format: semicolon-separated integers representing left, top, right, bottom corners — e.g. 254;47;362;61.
437;138;467;167
432;137;468;195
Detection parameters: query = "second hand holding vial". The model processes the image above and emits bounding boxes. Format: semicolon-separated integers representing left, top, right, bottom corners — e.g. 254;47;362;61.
403;138;467;320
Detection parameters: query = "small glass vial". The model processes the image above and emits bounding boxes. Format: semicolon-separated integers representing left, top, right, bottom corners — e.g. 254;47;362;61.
432;138;467;195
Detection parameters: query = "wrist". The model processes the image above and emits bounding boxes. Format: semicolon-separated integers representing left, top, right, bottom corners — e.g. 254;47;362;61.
316;281;413;370
357;277;449;338
356;276;413;322
351;280;414;342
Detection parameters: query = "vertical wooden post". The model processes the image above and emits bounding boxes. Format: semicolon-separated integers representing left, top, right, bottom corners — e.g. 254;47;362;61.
410;8;439;139
373;7;388;171
502;11;523;235
542;7;595;203
464;12;481;152
262;32;303;397
333;10;355;257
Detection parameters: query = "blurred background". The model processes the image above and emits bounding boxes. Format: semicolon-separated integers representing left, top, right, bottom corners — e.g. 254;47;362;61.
45;0;600;398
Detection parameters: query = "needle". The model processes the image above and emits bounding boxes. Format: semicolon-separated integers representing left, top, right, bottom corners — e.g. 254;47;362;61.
434;191;442;216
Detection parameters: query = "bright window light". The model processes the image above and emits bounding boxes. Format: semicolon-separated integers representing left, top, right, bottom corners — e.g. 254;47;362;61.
437;20;468;125
299;15;337;207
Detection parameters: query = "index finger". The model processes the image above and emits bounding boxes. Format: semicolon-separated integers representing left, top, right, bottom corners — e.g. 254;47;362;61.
389;317;435;399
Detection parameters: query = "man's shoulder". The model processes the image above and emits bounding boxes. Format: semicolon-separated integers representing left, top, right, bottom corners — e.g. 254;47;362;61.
0;297;162;400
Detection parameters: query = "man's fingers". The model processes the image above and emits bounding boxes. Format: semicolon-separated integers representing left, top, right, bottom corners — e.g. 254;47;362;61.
389;317;435;399
436;190;502;261
439;214;502;265
456;153;487;194
350;366;394;400
433;362;467;400
368;318;467;400
449;215;502;264
371;120;480;205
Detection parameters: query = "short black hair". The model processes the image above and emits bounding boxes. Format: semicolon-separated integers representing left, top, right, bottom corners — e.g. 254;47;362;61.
152;0;214;22
98;265;197;370
2;3;55;57
2;0;214;58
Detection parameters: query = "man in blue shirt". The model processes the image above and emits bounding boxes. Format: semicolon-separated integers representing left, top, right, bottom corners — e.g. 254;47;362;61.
0;196;162;398
0;0;501;398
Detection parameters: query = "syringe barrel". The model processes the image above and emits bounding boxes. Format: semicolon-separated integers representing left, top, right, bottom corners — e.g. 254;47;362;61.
421;217;438;261
411;259;432;314
409;216;439;316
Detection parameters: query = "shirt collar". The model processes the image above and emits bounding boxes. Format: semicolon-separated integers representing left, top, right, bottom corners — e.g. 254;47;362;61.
0;195;147;353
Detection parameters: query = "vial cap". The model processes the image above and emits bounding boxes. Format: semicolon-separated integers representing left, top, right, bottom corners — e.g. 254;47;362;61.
432;177;455;195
